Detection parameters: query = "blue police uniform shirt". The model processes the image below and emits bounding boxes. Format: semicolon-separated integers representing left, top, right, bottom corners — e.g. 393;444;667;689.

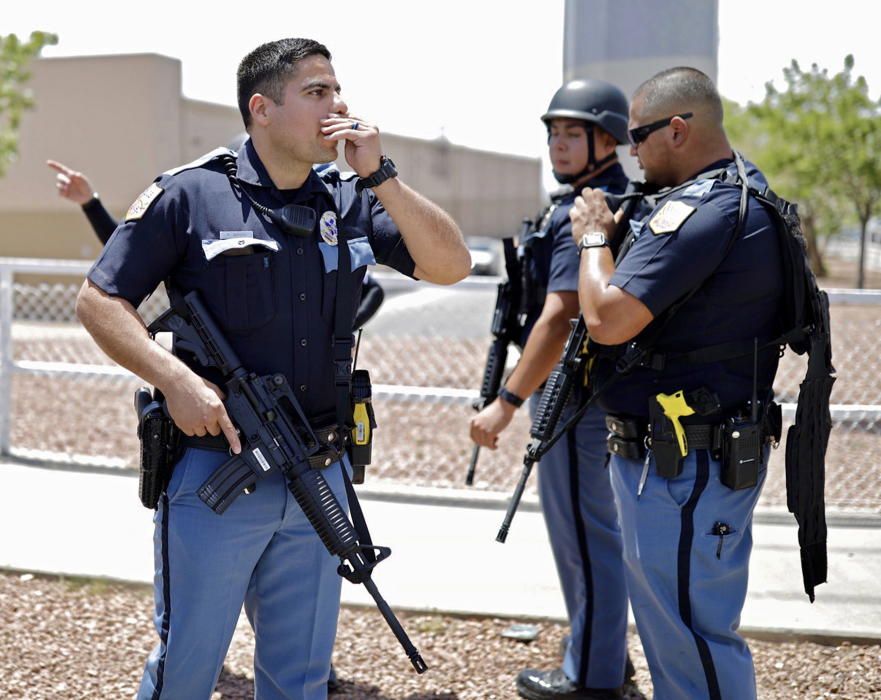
88;139;415;420
599;158;783;419
521;162;629;342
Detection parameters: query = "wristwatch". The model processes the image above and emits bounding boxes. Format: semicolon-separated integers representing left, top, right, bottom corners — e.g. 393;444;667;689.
355;156;397;192
497;386;525;408
578;231;609;252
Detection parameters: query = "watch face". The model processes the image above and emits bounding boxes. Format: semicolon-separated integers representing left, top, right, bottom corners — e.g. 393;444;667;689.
582;232;606;248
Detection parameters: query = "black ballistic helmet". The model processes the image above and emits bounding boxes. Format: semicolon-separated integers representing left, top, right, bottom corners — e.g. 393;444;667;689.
541;79;629;145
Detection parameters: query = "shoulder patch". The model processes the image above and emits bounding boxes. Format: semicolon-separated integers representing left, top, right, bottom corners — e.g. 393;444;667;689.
125;183;164;221
649;200;696;235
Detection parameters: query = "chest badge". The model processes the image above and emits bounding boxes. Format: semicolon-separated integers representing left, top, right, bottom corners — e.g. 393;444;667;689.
125;183;164;221
319;211;338;246
649;200;697;235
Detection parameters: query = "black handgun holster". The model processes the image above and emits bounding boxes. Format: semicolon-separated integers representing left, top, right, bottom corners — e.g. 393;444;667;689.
135;387;180;509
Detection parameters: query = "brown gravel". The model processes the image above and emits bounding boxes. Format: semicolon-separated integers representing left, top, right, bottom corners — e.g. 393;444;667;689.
2;571;880;700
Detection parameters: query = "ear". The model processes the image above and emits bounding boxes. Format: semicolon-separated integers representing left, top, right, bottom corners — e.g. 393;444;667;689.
669;115;690;147
248;93;272;128
598;130;618;150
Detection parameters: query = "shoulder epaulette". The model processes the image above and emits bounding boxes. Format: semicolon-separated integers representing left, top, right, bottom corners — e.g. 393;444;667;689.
314;162;358;183
549;186;573;202
163;147;236;177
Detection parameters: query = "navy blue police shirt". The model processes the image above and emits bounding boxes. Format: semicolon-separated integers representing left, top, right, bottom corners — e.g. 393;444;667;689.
598;158;783;419
88;139;415;421
520;162;629;343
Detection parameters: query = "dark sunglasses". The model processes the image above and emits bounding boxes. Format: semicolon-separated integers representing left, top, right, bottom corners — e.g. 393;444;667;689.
628;112;693;147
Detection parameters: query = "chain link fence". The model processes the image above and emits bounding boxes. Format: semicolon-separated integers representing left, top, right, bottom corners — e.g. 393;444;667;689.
2;258;880;513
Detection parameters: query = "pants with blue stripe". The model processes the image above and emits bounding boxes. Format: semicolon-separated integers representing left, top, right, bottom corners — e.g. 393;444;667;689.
532;399;629;689
137;447;349;700
610;448;767;700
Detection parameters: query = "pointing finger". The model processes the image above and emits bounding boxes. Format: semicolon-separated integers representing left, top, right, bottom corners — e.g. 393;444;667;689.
46;160;74;176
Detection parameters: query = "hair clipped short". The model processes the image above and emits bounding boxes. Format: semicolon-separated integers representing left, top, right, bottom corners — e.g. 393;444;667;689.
635;67;723;125
237;38;331;128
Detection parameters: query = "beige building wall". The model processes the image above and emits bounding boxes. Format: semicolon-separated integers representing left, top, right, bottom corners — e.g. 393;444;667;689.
0;53;540;264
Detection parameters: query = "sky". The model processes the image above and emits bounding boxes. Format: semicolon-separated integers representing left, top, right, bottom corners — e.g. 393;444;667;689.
6;0;880;188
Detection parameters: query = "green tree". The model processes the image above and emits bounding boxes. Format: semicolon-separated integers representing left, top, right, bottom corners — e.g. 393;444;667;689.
1;31;58;177
726;56;881;286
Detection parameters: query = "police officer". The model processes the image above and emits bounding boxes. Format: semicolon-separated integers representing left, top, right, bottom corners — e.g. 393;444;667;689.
470;79;634;699
570;67;782;700
76;38;470;700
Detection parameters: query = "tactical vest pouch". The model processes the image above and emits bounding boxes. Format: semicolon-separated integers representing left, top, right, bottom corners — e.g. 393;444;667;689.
135;387;180;509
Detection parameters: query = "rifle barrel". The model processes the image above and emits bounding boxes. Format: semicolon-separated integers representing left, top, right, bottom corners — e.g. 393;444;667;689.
496;455;536;543
362;576;428;673
465;445;480;486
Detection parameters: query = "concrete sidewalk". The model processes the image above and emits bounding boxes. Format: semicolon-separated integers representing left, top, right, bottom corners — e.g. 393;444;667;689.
2;459;880;641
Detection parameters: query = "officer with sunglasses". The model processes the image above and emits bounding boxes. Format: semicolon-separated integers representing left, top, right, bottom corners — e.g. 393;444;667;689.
569;67;782;700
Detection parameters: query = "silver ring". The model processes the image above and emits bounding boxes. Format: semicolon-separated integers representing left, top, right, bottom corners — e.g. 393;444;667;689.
351;121;359;131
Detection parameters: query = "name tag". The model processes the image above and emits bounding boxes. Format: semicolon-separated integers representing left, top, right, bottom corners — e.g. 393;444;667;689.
202;236;279;261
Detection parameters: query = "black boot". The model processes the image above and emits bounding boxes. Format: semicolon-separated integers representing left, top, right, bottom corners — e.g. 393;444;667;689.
624;654;636;683
327;663;340;694
516;668;621;700
558;636;636;687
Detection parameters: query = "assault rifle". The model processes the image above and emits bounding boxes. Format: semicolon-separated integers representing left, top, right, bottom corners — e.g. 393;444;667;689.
465;220;531;485
496;189;646;542
147;291;427;674
497;318;588;542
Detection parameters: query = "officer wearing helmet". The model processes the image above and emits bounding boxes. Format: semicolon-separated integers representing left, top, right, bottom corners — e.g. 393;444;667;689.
470;79;636;699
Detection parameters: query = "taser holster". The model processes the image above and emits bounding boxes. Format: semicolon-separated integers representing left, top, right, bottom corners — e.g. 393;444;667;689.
349;369;376;484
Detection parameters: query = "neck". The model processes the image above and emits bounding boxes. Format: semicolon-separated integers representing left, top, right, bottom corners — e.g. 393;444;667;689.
673;139;734;186
250;132;313;190
570;157;618;190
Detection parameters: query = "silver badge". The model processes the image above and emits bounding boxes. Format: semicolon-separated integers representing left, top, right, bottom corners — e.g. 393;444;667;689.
319;211;338;246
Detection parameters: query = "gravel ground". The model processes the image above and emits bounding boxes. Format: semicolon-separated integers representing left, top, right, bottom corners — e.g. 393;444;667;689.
2;571;880;700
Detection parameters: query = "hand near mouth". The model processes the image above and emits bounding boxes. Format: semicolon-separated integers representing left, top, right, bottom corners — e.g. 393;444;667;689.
320;114;382;178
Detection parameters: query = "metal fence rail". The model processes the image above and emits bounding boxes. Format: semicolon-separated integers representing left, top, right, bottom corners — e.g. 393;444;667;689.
2;258;880;513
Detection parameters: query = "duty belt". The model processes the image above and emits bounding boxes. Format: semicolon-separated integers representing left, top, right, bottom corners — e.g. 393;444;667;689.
605;415;719;459
180;424;344;471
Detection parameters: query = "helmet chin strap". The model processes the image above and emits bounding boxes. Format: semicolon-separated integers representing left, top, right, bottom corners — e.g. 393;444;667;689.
552;127;618;184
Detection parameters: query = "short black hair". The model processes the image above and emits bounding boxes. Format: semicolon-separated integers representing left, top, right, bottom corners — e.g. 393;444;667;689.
634;67;724;125
237;38;331;128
